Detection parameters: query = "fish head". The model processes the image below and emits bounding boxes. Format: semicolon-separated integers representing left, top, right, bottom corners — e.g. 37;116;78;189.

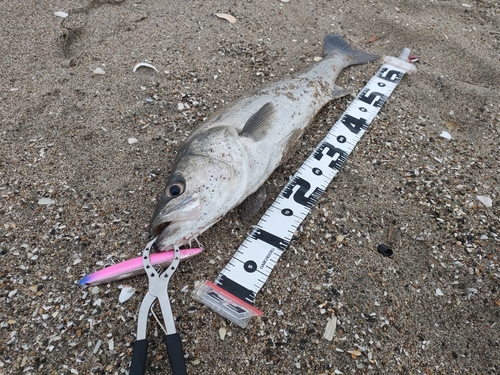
149;127;247;250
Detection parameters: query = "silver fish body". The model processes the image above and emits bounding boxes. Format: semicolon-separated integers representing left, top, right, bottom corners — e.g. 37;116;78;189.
150;34;379;250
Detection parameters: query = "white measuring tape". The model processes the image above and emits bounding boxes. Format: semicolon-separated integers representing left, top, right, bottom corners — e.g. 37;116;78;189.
193;49;417;328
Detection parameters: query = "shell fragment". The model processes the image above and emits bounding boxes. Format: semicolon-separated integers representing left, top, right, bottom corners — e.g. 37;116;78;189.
323;316;337;341
215;13;236;24
118;285;136;303
93;67;105;75
133;62;159;73
54;11;68;18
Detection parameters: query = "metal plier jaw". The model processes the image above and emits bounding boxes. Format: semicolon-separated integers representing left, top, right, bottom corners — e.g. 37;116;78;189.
129;238;187;375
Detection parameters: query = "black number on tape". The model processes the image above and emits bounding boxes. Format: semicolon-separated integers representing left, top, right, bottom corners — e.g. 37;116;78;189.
244;260;257;273
341;114;368;134
313;142;348;170
358;88;387;108
312;167;322;176
377;67;403;83
282;176;323;208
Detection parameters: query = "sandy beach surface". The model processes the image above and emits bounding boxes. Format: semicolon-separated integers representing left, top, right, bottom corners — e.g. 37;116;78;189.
1;0;499;374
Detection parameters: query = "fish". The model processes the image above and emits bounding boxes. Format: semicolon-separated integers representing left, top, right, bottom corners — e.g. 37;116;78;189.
78;245;202;286
149;34;379;251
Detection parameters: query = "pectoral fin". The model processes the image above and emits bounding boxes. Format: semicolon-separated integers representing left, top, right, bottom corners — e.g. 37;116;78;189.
239;102;275;141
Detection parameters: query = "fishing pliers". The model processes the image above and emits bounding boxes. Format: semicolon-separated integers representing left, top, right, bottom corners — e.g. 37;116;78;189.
129;238;187;375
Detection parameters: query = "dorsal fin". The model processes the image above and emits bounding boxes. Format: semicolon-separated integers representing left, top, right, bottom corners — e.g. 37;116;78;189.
240;102;275;141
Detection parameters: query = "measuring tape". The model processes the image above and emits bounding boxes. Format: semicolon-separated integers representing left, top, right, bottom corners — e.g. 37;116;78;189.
193;49;417;328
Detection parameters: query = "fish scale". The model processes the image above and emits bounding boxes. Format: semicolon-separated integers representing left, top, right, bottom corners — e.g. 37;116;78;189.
192;48;417;328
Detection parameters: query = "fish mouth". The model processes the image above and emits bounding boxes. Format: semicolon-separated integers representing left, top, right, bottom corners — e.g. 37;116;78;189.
149;194;201;249
151;220;191;251
150;220;172;237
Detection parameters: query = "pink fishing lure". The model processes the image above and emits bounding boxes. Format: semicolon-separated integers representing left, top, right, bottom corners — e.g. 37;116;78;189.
79;247;202;286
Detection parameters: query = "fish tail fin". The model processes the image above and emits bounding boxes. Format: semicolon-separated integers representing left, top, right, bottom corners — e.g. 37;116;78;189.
323;34;380;65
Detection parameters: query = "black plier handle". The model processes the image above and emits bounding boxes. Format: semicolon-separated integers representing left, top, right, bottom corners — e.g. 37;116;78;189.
129;240;187;375
130;333;186;375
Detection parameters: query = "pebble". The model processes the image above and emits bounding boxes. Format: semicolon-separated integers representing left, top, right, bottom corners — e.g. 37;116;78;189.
93;67;105;75
440;131;452;140
219;327;227;340
38;198;55;205
54;11;68;18
93;339;102;354
323;317;337;341
214;13;237;24
128;137;139;144
476;195;492;208
118;286;135;303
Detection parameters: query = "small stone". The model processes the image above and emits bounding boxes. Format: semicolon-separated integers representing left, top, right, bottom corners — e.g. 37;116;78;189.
214;13;237;24
440;131;452;140
93;339;102;354
323;316;337;341
128;138;139;145
219;327;227;340
119;286;135;303
91;286;100;294
444;121;459;131
38;198;55;205
93;67;105;75
8;289;17;298
336;234;345;243
477;196;492;208
347;350;362;359
435;288;444;296
54;11;68;18
177;103;185;111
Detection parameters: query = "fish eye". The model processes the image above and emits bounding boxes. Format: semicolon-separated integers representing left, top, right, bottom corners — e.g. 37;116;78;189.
165;182;185;198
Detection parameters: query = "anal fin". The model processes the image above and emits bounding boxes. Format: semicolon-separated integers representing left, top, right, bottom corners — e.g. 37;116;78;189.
332;85;351;99
238;185;267;223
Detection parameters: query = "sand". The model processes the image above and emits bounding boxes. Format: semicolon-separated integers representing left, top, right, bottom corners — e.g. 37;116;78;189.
1;0;499;374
